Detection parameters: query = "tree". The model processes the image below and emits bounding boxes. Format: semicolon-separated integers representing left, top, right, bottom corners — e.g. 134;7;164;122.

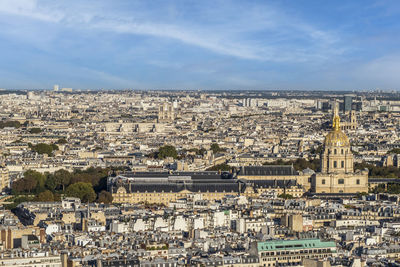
206;163;232;171
29;128;42;134
24;170;46;192
278;193;294;199
30;143;54;156
51;144;59;151
65;182;96;202
0;120;21;129
11;176;37;194
35;190;54;202
53;169;72;191
45;174;58;191
157;145;178;159
211;143;224;154
56;138;67;144
97;190;113;204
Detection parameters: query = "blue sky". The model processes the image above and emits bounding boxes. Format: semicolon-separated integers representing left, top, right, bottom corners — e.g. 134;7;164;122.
0;0;400;90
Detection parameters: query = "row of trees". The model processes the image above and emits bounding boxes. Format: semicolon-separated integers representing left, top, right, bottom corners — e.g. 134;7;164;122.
11;168;113;204
206;163;232;171
355;161;400;178
373;184;400;194
150;143;226;160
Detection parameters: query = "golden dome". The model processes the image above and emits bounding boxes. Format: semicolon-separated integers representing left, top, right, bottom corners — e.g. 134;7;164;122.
324;112;350;147
324;129;350;147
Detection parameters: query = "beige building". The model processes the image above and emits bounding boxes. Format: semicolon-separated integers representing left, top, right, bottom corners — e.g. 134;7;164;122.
0;165;9;192
312;108;368;194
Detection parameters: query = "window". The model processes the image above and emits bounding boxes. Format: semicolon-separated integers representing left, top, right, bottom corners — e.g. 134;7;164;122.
341;149;344;154
334;149;337;154
341;161;344;168
356;179;360;185
334;161;337;168
322;179;326;185
338;179;344;184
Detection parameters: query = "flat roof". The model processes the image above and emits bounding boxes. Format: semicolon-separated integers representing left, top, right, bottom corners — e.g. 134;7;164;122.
258;239;336;252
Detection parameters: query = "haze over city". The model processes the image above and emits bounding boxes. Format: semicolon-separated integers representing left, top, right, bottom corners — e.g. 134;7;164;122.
1;0;400;90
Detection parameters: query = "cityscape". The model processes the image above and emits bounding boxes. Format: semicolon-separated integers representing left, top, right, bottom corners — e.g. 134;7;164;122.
0;89;399;267
1;1;400;267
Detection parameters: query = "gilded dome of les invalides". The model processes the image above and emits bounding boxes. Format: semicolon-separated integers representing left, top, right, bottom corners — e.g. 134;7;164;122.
324;113;350;148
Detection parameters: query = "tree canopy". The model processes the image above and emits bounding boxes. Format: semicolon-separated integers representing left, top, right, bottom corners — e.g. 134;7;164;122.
157;145;178;159
29;128;42;134
29;143;58;156
65;182;96;202
34;190;54;202
211;143;225;154
0;120;21;129
206;163;232;171
355;161;400;178
97;190;113;204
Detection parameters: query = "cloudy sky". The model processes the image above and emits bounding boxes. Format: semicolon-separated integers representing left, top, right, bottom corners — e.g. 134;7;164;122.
0;0;400;90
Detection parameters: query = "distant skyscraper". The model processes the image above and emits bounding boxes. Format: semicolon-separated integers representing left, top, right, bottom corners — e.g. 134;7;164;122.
343;94;353;113
53;84;59;91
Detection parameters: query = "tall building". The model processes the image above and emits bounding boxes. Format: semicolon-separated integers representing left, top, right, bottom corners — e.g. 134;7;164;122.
312;106;368;194
158;103;175;122
343;94;353;113
53;84;59;91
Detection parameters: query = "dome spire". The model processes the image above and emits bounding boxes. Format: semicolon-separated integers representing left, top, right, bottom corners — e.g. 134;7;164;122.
332;101;340;131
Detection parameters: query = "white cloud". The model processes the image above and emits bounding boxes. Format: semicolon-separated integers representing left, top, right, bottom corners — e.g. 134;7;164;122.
0;0;342;62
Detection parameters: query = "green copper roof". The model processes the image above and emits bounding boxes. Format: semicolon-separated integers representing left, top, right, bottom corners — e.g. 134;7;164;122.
258;239;336;252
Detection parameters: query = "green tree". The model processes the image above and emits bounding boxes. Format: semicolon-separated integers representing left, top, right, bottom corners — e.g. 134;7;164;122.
97;190;113;204
53;169;72;191
51;144;59;151
65;182;96;202
278;193;294;199
35;190;54;202
45;174;58;191
0;120;21;129
211;143;224;154
29;128;42;134
157;145;178;159
57;138;67;144
31;143;54;156
24;170;46;192
11;175;38;194
206;163;232;171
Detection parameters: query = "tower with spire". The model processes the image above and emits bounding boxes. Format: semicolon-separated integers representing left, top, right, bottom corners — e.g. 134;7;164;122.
311;104;368;194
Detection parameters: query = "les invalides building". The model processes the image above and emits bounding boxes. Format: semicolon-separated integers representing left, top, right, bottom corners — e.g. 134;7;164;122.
311;107;368;194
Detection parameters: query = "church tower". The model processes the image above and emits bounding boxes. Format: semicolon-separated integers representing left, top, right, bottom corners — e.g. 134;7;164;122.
312;104;368;194
320;104;354;174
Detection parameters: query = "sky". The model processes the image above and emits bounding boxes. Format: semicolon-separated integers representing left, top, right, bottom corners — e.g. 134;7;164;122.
0;0;400;90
